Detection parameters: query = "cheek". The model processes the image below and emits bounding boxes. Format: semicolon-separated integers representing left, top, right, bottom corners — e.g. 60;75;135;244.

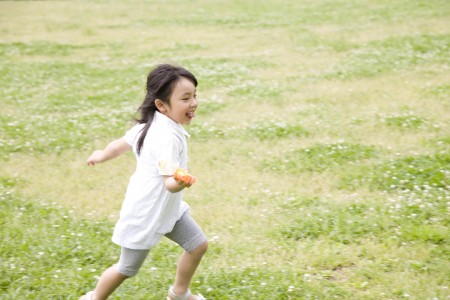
181;103;191;110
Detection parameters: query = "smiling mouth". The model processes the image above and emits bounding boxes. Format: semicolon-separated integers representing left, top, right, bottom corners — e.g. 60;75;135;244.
186;112;196;118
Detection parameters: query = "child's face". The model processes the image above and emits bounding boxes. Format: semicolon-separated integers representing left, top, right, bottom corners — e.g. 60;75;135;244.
159;77;197;125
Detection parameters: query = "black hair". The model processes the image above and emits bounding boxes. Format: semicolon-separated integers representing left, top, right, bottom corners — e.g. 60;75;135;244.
135;64;198;155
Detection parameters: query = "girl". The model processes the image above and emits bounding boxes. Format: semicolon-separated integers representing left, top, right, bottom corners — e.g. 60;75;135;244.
80;64;208;300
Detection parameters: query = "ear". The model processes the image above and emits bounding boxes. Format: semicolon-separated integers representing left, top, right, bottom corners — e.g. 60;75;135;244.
155;99;167;112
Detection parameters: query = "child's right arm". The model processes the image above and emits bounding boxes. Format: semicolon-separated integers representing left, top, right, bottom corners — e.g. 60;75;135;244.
87;137;132;166
162;174;195;193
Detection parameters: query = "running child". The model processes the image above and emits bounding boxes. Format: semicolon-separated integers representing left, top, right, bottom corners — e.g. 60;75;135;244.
80;64;208;300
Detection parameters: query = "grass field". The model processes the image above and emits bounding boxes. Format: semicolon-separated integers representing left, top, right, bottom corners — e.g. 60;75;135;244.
1;0;449;299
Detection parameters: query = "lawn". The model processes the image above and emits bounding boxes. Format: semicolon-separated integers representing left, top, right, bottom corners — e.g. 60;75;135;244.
1;0;449;299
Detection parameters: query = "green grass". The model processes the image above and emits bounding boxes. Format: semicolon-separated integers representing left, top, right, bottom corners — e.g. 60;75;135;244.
262;142;380;173
344;152;450;192
323;34;450;79
381;113;428;131
1;0;449;299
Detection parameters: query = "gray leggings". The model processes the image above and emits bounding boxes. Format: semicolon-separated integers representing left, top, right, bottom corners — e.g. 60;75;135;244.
116;212;207;277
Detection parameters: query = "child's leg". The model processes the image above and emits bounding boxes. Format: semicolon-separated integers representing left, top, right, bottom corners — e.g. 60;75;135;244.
91;247;150;300
165;212;208;298
173;241;208;295
92;265;128;300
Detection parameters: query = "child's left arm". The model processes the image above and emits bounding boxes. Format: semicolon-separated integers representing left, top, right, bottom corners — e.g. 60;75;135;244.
87;138;132;166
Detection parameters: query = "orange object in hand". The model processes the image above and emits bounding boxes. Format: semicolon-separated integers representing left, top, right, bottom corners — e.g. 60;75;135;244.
174;168;197;185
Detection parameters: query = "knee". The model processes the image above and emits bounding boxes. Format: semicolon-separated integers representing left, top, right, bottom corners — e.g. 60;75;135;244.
200;240;208;254
116;263;139;278
193;240;208;257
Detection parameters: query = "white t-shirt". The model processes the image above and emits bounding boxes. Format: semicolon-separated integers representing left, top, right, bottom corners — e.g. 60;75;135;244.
112;111;190;249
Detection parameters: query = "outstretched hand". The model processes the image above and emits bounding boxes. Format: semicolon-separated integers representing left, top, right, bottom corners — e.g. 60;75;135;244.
87;150;104;166
86;138;132;166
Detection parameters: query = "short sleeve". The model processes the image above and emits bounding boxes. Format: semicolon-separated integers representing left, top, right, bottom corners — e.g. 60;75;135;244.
154;131;183;176
123;124;145;146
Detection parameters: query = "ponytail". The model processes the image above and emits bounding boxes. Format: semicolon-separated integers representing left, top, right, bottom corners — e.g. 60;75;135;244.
136;95;157;155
